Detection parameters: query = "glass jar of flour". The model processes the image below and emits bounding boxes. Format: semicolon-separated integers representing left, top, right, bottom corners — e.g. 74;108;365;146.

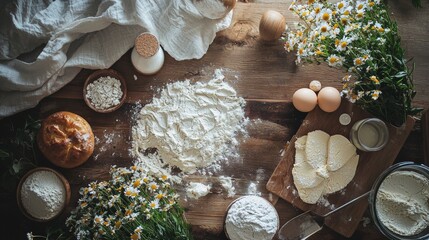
131;32;164;75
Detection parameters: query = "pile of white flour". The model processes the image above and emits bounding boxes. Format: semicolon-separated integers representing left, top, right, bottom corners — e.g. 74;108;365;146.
20;170;66;220
131;69;246;175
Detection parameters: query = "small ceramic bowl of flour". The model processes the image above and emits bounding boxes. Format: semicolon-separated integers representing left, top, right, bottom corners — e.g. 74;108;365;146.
224;196;279;240
17;167;71;222
83;69;127;113
369;162;429;240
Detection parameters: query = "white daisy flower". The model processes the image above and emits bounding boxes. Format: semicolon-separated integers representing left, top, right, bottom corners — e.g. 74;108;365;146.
327;54;344;67
318;8;333;22
336;36;352;51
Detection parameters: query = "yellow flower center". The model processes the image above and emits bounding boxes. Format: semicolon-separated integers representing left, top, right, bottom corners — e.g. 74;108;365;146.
341;41;347;48
355;58;362;65
329;57;338;64
341;18;348;25
358;4;364;10
131;233;139;240
338;2;344;9
357;12;363;18
344;10;350;15
156;193;164;199
133;179;141;188
115;221;122;229
321;26;328;32
316;50;323;55
369;2;375;7
315;7;321;14
151;184;158;190
370;76;380;84
308;0;315;4
335;39;340;46
322;13;330;21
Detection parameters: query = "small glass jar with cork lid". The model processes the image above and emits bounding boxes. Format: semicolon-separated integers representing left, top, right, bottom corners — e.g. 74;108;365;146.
131;32;164;75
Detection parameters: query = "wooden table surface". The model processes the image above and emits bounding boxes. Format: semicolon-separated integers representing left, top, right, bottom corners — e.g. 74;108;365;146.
2;1;429;239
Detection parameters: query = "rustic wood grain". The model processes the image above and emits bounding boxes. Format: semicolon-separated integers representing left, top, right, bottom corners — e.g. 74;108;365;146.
266;100;415;237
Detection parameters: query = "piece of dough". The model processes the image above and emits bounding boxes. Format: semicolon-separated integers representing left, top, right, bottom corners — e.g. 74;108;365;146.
327;134;357;171
292;136;324;189
324;154;359;194
305;130;329;170
295;180;325;205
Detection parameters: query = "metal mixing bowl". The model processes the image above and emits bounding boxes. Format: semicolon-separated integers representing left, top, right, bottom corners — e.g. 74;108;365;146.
369;162;429;240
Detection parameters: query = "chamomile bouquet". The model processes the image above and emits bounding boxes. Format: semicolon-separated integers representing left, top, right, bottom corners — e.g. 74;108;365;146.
65;162;192;240
284;0;421;126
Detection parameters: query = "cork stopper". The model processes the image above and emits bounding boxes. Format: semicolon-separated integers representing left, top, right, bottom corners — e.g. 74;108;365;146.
135;33;159;58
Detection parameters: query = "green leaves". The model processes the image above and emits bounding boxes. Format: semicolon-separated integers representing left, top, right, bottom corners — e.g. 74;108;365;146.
0;115;40;193
412;0;422;8
0;149;8;158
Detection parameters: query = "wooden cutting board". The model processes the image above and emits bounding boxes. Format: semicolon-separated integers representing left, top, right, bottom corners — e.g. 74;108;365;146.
266;100;415;237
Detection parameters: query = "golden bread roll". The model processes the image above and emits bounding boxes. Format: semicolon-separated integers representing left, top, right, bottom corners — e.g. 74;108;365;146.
37;111;94;168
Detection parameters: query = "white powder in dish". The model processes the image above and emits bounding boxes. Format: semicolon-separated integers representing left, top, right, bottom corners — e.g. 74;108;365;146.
131;69;246;174
225;196;279;240
186;182;211;200
376;170;429;236
219;176;235;197
20;170;66;220
86;76;123;110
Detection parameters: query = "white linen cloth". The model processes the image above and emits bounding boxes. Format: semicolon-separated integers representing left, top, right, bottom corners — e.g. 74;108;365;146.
0;0;232;118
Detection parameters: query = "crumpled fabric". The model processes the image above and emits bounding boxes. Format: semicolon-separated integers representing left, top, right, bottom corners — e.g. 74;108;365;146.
0;0;232;118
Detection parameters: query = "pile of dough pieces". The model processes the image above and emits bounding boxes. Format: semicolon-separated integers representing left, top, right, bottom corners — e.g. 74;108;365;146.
292;130;359;204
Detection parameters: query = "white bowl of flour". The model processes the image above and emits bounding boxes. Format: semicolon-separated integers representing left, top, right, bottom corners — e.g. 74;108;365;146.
369;162;429;240
17;167;70;222
224;196;279;240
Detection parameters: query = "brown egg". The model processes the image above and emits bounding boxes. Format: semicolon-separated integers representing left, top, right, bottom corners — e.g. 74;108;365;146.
317;87;341;112
259;10;286;41
292;88;318;112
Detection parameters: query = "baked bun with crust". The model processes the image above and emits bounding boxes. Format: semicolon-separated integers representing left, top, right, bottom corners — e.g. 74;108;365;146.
37;111;94;168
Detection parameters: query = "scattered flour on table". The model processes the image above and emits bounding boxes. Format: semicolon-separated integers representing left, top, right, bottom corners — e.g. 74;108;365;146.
225;196;279;240
20;170;66;220
318;196;335;210
93;130;120;161
186;182;211;200
362;217;371;228
131;69;246;176
219;176;236;197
